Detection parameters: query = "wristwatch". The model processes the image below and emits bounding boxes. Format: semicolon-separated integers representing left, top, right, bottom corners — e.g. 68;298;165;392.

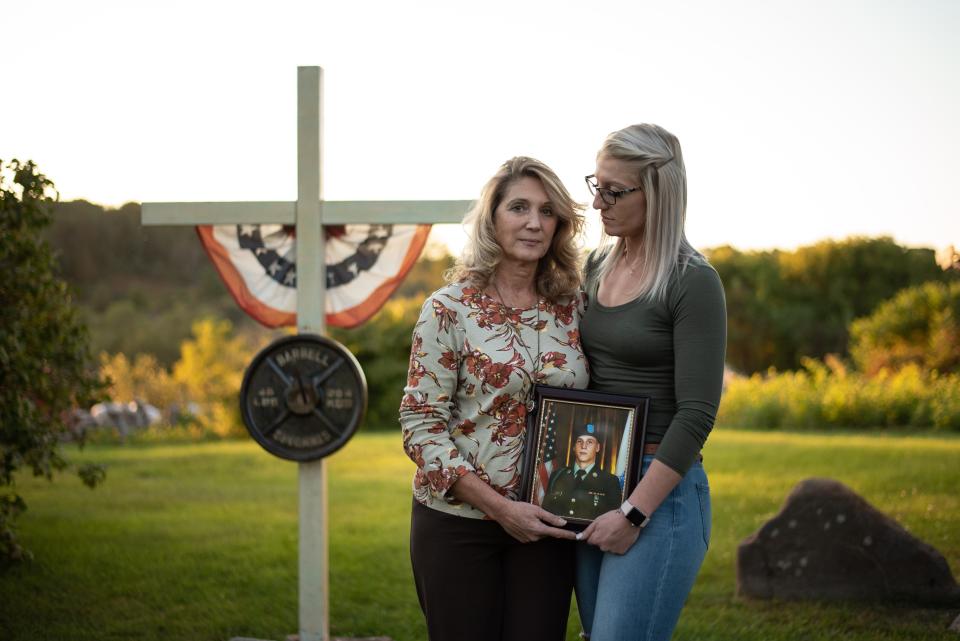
619;500;650;528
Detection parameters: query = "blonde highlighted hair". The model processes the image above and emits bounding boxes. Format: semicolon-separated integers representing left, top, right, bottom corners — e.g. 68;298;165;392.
595;124;702;302
448;156;585;302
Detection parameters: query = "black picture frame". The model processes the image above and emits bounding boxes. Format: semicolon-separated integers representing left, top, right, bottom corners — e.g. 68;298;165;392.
519;385;649;530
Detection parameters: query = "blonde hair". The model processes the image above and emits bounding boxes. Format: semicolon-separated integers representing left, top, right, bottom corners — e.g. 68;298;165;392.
448;156;585;302
594;124;702;302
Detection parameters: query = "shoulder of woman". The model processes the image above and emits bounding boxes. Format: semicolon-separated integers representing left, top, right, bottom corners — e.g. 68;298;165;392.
413;285;473;342
415;283;460;316
424;280;489;317
680;254;721;282
430;281;466;299
672;256;725;303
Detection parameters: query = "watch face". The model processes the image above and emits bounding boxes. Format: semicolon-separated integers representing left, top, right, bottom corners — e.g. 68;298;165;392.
240;334;367;461
621;502;648;527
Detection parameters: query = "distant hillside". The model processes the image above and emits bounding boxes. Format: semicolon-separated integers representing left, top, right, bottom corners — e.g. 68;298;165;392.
46;200;955;374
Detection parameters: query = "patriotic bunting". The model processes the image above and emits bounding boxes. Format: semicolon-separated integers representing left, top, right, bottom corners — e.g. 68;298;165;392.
197;223;430;328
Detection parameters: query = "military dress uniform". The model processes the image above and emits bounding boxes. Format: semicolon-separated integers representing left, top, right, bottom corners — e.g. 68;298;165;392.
542;464;622;520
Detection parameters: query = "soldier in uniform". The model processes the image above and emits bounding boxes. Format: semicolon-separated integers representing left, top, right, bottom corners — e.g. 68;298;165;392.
542;423;623;521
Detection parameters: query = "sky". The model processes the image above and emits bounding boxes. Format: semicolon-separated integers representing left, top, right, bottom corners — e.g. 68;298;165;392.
3;0;958;257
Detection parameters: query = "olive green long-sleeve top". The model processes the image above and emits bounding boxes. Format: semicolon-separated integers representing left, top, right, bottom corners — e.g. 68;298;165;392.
581;252;727;476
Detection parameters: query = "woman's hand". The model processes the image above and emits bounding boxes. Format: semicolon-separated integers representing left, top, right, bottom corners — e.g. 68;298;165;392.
579;460;682;554
580;510;641;554
450;472;576;543
492;500;578;543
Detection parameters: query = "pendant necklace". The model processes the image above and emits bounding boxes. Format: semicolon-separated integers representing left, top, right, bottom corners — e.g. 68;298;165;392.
493;281;541;412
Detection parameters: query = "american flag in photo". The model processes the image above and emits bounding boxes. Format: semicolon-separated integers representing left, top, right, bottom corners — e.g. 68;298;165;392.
536;403;559;503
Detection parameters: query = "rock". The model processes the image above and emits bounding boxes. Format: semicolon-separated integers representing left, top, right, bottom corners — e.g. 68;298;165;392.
737;477;960;605
950;613;960;632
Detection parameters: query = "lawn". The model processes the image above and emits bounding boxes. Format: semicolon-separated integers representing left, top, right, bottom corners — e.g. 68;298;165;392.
1;429;959;641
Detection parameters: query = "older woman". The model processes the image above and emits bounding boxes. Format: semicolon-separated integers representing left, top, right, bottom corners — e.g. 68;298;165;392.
400;156;587;641
576;124;727;641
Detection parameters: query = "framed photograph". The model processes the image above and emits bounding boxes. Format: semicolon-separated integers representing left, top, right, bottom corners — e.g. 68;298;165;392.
519;385;649;529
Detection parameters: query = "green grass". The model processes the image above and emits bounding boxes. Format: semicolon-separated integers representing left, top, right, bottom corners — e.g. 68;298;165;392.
2;429;959;641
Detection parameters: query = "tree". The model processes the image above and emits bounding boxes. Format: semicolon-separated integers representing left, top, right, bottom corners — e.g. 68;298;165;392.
707;237;953;373
705;245;785;373
850;281;960;375
0;160;106;565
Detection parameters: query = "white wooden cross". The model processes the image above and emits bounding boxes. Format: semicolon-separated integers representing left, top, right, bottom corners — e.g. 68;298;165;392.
142;66;470;641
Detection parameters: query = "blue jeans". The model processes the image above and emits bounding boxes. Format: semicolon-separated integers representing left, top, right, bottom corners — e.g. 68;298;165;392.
575;456;711;641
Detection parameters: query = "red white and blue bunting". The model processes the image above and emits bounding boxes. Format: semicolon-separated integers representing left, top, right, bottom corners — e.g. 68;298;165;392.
197;223;430;328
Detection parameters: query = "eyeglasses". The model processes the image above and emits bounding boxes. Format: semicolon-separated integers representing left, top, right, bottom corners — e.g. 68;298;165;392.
585;175;642;206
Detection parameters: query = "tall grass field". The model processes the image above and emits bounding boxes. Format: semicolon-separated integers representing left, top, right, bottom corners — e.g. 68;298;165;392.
2;429;958;641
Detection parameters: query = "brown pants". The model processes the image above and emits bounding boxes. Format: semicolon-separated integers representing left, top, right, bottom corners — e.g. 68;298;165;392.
410;500;575;641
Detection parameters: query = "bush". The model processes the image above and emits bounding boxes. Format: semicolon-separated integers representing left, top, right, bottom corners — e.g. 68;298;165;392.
718;359;960;431
90;320;268;442
99;352;183;412
172;318;266;438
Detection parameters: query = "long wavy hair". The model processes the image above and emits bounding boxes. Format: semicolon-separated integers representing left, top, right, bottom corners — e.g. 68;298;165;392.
447;156;585;302
594;124;703;302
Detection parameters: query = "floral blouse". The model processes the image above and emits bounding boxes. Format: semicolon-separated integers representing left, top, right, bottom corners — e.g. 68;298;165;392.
399;281;589;519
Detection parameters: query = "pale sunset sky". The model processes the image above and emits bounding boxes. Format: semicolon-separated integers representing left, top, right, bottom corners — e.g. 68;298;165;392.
3;0;958;256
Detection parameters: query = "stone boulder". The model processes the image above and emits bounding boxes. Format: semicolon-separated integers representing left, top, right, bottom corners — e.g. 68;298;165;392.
737;477;960;605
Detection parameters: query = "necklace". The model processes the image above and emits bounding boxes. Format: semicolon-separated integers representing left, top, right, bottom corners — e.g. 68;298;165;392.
492;281;541;411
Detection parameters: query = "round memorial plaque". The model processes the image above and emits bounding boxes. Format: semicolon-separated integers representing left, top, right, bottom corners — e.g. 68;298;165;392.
240;334;367;461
